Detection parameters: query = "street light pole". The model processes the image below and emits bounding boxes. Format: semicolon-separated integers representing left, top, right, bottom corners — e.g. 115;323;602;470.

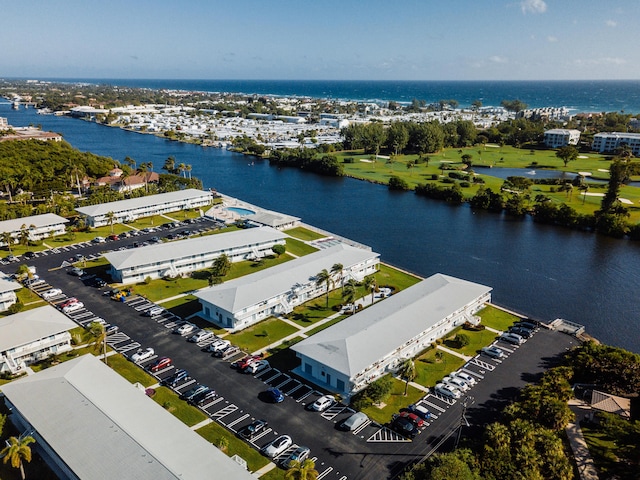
455;395;474;449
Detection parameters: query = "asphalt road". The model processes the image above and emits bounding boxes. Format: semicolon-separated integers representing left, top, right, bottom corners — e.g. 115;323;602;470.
3;227;579;480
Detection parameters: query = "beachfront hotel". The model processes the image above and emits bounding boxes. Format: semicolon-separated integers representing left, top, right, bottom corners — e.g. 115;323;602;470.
104;226;287;284
195;243;380;331
592;132;640;156
291;274;492;398
76;188;214;227
544;129;581;148
0;213;69;246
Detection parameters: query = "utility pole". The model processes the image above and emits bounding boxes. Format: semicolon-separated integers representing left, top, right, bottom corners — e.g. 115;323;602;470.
455;395;474;449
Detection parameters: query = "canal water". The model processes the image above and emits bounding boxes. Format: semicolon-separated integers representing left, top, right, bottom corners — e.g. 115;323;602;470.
3;104;639;353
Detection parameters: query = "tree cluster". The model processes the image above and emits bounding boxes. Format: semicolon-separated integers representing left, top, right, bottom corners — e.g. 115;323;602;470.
268;149;344;177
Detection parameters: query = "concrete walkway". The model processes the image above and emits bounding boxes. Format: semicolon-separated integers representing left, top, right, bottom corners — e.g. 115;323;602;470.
566;399;600;480
190;418;213;430
436;345;472;361
252;462;277;476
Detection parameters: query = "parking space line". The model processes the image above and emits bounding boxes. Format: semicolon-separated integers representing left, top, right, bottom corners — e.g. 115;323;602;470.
263;370;281;383
212;404;238;420
201;397;225;410
321;405;347;420
274;377;292;389
117;342;141;354
352;419;371;435
296;390;316;403
285;383;304;395
422;399;446;413
317;467;334;480
249;428;272;444
461;367;484;379
226;413;250;429
174;379;196;391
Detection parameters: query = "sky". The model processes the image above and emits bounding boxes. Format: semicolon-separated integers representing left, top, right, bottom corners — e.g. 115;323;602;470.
2;0;639;81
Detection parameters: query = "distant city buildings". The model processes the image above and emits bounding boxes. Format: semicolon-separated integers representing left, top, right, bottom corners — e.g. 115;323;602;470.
544;129;581;148
592;132;640;155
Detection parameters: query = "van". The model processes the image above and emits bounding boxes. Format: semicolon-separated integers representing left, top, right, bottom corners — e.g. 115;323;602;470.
338;412;369;431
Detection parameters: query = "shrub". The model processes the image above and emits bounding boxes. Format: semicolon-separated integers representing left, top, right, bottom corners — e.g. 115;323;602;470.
144;276;152;284
343;157;355;164
441;177;455;184
460;181;471;188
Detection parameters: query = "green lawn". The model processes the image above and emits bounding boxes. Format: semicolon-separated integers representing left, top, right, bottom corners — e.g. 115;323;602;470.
477;304;522;330
360;376;425;425
229;317;300;353
413;348;466;387
285;237;319;257
196;422;269;473
225;254;295;280
0;287;47;317
441;326;500;357
284;226;326;241
158;294;204;319
107;353;157;387
375;263;422;291
150;386;209;427
581;422;633;479
259;468;287;480
306;315;348;335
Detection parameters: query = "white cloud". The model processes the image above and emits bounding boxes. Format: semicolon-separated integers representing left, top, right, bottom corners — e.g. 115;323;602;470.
489;55;508;64
521;0;547;14
547;35;558;42
605;19;617;27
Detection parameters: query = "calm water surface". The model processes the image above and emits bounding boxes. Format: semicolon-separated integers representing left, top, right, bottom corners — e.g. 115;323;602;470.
4;104;640;353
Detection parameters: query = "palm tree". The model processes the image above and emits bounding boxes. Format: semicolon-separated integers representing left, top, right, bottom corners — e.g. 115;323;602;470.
185;164;192;179
330;263;344;293
15;264;33;281
397;358;416;396
123;156;137;171
106;211;116;233
162;156;176;174
1;231;13;254
1;435;35;480
285;458;319;480
178;163;187;178
89;321;108;364
19;224;29;248
363;275;377;304
342;279;359;312
314;269;334;308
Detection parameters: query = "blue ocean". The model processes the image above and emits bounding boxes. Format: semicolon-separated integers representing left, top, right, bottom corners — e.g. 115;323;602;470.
26;78;640;113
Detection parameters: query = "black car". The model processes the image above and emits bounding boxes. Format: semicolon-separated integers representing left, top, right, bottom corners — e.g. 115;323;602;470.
514;321;538;331
24;251;36;258
189;388;214;405
162;369;190;387
509;326;532;339
194;389;217;406
238;419;268;439
390;416;418;439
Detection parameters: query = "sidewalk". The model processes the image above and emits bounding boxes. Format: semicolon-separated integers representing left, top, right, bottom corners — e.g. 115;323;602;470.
566;399;600;480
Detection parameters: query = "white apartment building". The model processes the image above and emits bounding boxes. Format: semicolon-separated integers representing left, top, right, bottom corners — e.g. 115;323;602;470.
0;305;76;375
544;129;581;148
105;227;287;284
292;274;492;398
76;189;214;227
0;276;22;312
196;243;380;331
592;132;640;156
0;213;69;246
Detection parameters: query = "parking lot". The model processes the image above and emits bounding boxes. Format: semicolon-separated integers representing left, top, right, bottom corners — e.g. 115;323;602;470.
2;226;579;480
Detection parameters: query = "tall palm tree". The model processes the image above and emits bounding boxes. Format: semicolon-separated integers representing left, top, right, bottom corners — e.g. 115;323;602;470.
89;321;108;364
1;231;13;254
285;458;319;480
330;263;344;293
15;264;33;281
314;269;334;308
162;156;176;174
178;163;187;177
342;279;359;313
185;164;192;179
1;435;35;480
19;224;29;249
106;211;116;233
397;358;416;396
363;275;377;304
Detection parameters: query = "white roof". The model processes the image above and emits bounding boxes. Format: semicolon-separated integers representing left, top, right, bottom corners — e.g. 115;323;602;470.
292;274;491;377
76;189;213;217
0;213;68;233
196;244;379;313
1;355;254;480
245;211;300;228
593;131;640;139
544;129;580;135
104;227;287;270
0;276;22;294
0;305;76;353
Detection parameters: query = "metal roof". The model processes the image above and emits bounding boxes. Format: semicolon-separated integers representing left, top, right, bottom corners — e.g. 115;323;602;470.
0;305;76;353
0;213;68;233
1;355;255;480
104;227;287;270
195;243;379;314
76;189;213;217
292;274;492;377
245;211;300;228
0;277;22;294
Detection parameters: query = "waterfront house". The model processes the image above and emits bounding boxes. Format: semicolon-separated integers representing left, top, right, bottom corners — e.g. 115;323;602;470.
196;243;380;331
544;129;581;148
243;210;301;230
2;355;255;480
0;305;76;375
0;213;69;246
291;273;492;398
76;188;214;227
105;226;287;285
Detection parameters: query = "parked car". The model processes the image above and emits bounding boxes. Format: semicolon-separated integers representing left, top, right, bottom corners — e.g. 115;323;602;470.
216;345;240;359
89;277;107;288
404;403;432;421
180;384;208;401
264;387;284;403
453;371;477;386
509;326;532;339
24;277;45;287
131;347;155;363
147;357;172;372
514;320;538;331
162;369;189;387
396;411;425;428
58;297;79;309
443;375;471;392
238;419;268;439
310;394;335;412
145;306;165;317
188;330;214;343
105;324;120;335
233;354;262;370
92;236;106;243
500;332;524;345
390;415;418;439
174;322;196;335
434;383;462;399
261;435;292;459
338;412;369;431
205;339;230;353
188;387;213;405
244;359;270;374
107;234;119;241
481;345;505;359
24;251;36;258
63;302;85;314
67;267;85;277
194;389;217;406
281;446;310;469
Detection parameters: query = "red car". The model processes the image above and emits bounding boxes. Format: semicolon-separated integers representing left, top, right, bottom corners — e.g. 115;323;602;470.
147;357;172;373
232;354;262;370
58;298;79;309
108;234;119;241
398;411;425;428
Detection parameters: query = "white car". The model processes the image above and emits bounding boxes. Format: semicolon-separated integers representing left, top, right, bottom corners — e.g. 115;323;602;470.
188;330;214;343
42;288;63;300
443;375;470;392
206;339;230;353
500;332;524;345
434;383;462;399
146;306;165;317
131;347;155;363
63;302;85;313
310;394;335;412
174;323;196;335
453;371;477;386
261;435;292;458
244;359;270;374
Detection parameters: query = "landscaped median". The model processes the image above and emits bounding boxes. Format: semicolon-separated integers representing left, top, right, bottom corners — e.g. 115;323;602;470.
196;422;270;473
